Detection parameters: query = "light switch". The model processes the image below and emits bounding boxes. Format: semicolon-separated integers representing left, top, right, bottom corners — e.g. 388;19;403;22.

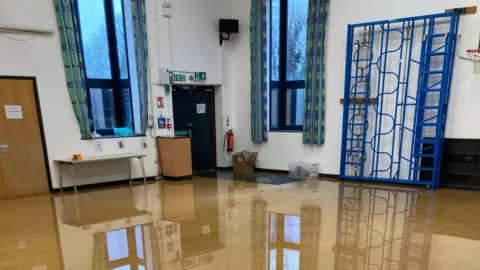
118;139;126;150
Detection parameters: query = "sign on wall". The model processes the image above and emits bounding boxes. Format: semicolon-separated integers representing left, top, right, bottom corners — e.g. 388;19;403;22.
171;72;208;84
196;104;206;114
157;97;164;108
4;105;23;119
172;73;186;82
194;72;207;81
158;116;166;129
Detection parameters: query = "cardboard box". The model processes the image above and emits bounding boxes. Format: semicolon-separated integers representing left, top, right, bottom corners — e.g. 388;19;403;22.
233;151;257;174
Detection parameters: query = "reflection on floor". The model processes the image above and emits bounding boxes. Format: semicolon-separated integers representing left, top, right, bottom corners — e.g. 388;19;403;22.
195;170;304;185
1;177;480;269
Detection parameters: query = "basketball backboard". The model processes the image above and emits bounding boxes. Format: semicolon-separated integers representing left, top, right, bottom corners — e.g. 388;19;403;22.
458;17;480;59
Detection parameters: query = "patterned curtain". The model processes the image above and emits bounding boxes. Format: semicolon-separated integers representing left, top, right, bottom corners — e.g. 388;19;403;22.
92;233;108;270
300;206;321;269
250;0;268;142
303;0;329;144
251;199;267;270
146;224;162;270
53;0;92;139
131;0;149;133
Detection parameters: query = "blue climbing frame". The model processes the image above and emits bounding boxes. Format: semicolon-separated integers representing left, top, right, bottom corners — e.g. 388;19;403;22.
340;12;460;188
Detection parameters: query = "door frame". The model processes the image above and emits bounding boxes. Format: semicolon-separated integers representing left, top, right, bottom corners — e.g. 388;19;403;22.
0;76;53;192
172;85;217;170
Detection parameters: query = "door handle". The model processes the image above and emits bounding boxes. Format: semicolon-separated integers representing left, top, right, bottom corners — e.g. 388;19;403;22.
0;144;9;154
188;123;193;138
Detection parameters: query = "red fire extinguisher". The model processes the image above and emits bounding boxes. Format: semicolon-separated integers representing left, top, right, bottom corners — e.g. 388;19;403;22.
224;129;234;152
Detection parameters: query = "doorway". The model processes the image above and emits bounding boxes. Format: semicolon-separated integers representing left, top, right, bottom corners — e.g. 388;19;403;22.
172;86;216;172
0;77;50;198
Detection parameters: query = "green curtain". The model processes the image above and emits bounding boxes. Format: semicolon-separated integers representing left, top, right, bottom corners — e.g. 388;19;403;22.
54;0;92;139
303;0;329;144
146;224;162;270
300;206;321;269
92;233;108;270
131;0;149;133
250;0;268;142
251;199;267;270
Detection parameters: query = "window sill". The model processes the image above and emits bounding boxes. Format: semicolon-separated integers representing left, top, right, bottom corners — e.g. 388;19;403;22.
268;130;303;133
81;134;147;140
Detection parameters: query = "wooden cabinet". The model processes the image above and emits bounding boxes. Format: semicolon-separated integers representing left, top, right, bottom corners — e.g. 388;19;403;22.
157;137;193;177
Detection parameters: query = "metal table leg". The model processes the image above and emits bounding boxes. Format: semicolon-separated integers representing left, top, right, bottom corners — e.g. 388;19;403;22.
139;157;147;186
139;157;148;211
75;188;80;224
59;164;63;195
128;158;132;186
70;165;78;196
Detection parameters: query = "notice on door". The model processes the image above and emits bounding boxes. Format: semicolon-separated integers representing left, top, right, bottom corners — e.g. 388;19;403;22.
4;105;23;119
196;103;206;114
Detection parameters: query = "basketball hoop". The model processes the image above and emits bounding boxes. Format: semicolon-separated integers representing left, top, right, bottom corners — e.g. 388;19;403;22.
467;49;480;74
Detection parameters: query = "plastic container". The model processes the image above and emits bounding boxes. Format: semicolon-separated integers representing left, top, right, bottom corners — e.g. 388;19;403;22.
289;161;320;179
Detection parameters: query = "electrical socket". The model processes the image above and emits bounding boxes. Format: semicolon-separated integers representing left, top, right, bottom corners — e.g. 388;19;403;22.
148;115;154;129
140;138;148;150
94;141;103;152
162;2;172;17
117;139;126;150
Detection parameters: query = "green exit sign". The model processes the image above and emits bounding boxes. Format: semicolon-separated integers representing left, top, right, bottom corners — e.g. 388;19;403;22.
175;130;189;136
172;73;186;82
194;72;207;81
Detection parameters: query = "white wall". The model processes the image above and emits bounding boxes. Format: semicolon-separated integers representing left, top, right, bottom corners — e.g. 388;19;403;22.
150;0;233;168
0;0;231;188
225;0;480;174
2;0;478;184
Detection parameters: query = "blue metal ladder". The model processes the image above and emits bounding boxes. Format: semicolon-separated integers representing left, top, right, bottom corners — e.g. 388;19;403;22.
411;18;457;188
340;13;459;188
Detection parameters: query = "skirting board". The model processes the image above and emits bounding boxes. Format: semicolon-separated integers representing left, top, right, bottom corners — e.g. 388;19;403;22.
51;176;157;194
318;173;340;179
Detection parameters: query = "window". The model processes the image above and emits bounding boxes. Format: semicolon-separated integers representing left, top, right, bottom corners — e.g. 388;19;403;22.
268;212;301;269
77;0;140;137
270;0;308;130
106;226;147;269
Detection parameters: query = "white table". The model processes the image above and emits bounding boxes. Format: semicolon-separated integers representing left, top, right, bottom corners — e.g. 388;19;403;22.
55;153;148;195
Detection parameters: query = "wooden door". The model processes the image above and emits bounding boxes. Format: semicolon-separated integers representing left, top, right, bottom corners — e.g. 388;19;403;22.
0;78;49;197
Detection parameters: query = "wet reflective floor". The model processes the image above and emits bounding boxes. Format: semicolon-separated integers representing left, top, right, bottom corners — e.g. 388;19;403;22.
1;177;480;270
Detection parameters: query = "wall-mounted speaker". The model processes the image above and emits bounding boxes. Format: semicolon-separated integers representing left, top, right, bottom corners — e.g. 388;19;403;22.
219;19;239;46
